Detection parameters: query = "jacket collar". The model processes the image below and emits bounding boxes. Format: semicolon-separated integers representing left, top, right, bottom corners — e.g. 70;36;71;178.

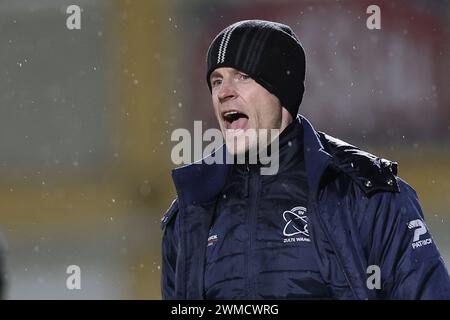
171;145;231;208
300;115;334;198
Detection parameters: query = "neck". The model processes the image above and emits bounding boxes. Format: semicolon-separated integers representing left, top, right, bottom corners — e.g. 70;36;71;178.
279;107;294;133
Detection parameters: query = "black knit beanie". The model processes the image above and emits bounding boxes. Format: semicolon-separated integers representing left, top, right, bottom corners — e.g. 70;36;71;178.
206;19;306;118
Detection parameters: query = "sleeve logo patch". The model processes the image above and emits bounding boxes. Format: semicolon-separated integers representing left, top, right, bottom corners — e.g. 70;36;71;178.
407;219;432;249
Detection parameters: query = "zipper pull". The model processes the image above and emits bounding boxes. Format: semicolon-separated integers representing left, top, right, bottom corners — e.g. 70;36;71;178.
244;165;250;198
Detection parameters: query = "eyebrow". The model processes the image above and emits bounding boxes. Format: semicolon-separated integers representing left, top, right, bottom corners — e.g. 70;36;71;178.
210;71;222;81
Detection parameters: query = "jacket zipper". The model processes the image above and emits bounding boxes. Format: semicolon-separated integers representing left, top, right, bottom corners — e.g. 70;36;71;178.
246;164;260;299
244;165;250;197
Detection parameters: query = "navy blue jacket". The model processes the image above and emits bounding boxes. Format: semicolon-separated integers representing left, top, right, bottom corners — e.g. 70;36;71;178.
161;116;450;299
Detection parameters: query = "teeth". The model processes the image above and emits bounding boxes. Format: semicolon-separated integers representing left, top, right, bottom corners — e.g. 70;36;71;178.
224;111;239;117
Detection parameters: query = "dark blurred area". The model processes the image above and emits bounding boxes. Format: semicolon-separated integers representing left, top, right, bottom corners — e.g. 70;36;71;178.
0;0;449;298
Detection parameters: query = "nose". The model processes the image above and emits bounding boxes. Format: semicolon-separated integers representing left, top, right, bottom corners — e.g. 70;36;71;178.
217;77;237;103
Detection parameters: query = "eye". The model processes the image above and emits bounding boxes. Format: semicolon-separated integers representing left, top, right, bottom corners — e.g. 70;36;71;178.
211;78;222;88
238;73;250;80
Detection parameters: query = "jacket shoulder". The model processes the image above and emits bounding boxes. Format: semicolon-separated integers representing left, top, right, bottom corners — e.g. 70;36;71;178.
318;132;400;195
161;198;179;230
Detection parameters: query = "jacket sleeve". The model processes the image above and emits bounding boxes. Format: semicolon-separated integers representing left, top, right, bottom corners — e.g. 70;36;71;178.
372;179;450;299
160;198;179;300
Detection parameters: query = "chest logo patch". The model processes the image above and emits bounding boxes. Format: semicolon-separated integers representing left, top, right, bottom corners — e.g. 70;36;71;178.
283;206;310;243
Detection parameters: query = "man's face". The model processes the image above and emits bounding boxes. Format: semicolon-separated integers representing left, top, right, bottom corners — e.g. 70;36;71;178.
210;67;289;155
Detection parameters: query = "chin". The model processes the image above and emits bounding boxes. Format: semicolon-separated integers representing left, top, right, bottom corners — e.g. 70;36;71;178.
224;131;259;159
225;140;247;156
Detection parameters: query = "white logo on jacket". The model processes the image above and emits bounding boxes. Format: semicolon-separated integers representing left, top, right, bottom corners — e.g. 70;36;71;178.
408;219;432;249
283;206;310;243
207;234;219;247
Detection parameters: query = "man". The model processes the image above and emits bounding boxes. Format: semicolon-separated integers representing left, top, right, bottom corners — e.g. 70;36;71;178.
161;19;450;299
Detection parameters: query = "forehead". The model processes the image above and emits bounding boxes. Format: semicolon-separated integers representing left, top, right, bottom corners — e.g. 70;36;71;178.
210;67;242;79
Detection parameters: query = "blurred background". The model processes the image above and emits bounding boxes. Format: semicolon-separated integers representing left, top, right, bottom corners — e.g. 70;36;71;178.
0;0;449;299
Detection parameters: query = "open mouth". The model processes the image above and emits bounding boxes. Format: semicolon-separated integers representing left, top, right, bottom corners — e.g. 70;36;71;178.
222;110;249;130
